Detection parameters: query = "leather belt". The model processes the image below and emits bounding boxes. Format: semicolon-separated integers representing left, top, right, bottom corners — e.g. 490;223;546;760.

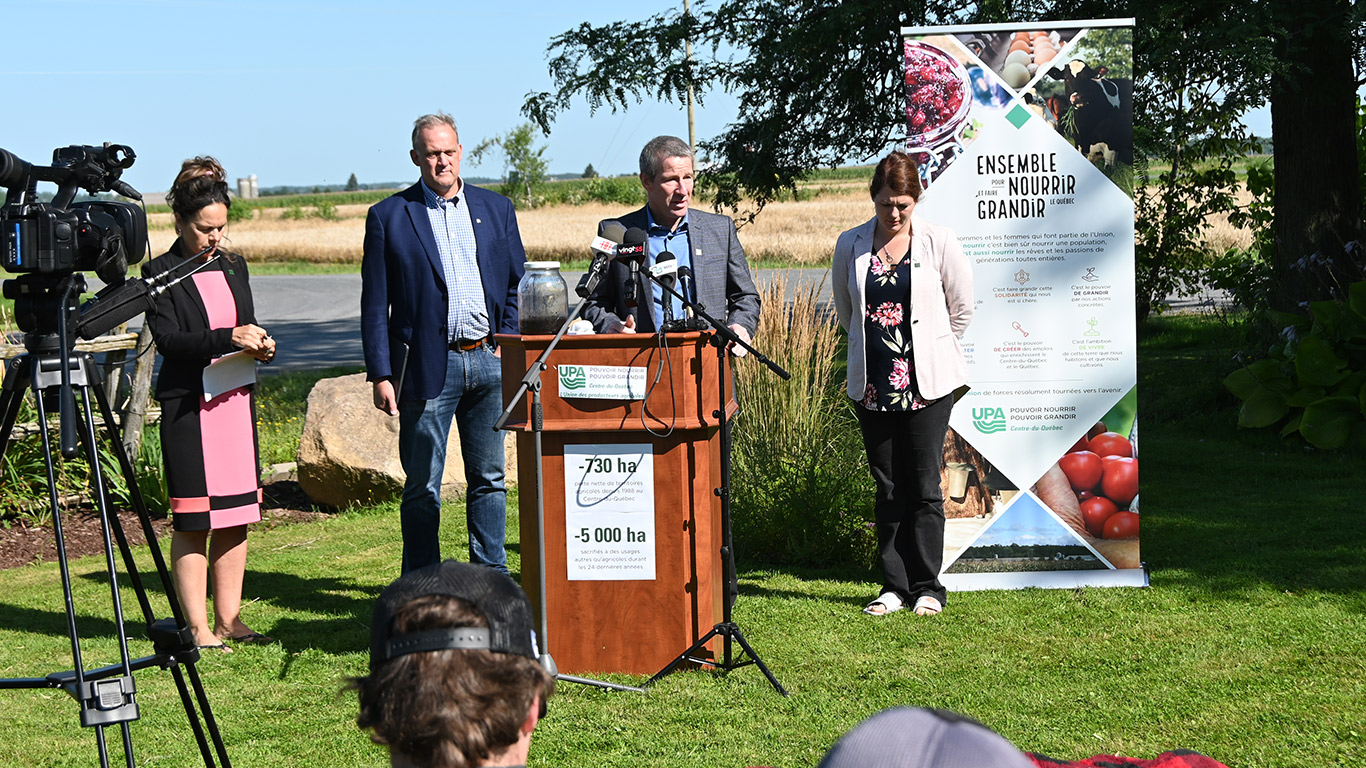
449;337;487;352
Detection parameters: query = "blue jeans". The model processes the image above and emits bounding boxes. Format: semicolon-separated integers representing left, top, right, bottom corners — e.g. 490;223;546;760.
397;344;507;574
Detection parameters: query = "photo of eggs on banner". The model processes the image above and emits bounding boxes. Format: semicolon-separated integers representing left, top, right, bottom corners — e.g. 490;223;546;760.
953;28;1080;94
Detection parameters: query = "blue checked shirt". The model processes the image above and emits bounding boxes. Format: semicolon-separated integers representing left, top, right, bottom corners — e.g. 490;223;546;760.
646;208;693;328
421;180;488;341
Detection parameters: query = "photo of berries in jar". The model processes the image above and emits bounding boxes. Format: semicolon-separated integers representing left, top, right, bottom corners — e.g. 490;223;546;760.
902;39;972;148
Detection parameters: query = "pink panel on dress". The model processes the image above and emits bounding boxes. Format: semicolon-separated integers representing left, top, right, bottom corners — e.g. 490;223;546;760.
200;389;259;495
193;271;237;331
210;496;264;529
192;270;258;503
170;496;212;513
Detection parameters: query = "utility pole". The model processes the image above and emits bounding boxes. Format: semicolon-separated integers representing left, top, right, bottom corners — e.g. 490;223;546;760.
685;0;696;152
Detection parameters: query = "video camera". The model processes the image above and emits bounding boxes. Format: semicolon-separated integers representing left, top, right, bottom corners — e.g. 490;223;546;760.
1;143;147;284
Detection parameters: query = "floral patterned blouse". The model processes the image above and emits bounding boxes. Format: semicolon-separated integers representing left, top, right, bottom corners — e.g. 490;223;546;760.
860;253;931;411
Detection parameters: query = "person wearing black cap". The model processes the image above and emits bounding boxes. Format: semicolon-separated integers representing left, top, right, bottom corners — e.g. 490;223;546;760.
351;560;555;768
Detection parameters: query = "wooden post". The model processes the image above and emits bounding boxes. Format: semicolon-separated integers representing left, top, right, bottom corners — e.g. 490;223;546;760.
102;322;129;409
122;325;156;461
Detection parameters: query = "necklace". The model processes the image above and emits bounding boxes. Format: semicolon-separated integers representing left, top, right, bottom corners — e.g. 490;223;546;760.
878;243;908;269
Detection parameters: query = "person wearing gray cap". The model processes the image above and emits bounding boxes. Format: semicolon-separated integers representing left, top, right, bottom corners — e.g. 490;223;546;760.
350;560;556;768
818;707;1034;768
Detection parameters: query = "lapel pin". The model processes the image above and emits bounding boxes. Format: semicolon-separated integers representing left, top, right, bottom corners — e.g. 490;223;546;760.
476;218;483;224
695;248;702;256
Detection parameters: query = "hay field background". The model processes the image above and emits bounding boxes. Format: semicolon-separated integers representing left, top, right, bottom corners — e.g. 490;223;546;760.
149;194;872;267
146;184;1254;267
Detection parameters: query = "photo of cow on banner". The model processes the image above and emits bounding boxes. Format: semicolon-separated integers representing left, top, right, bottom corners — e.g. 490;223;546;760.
902;19;1144;590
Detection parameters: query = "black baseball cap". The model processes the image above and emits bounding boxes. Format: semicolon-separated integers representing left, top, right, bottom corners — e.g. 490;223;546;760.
369;560;540;672
818;708;1033;768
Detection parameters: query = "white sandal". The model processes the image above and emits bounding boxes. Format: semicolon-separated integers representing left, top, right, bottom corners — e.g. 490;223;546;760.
912;595;943;616
863;592;905;616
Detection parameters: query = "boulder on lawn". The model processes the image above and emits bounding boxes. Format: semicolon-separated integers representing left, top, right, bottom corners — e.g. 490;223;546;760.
295;372;517;508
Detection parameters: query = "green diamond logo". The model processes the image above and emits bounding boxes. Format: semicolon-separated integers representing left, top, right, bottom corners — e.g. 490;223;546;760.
1006;104;1032;129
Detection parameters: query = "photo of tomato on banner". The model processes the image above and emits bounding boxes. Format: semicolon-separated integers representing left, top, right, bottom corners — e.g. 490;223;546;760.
1046;420;1139;540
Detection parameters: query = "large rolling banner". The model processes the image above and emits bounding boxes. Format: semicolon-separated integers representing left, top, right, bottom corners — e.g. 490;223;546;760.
899;19;1146;589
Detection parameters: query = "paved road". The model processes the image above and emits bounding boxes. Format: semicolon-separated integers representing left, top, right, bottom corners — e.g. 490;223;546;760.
123;268;1226;375
206;269;836;374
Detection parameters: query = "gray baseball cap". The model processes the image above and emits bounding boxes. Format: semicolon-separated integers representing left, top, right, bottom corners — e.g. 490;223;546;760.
818;708;1034;768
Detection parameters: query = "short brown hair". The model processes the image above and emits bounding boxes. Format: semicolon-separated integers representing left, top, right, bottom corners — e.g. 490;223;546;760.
412;112;459;152
869;151;923;201
352;595;553;768
639;135;693;179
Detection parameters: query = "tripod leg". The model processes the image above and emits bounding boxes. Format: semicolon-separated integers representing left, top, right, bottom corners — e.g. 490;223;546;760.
0;359;31;454
86;361;173;624
168;663;230;767
644;625;723;688
185;663;233;766
725;625;789;696
82;356;232;767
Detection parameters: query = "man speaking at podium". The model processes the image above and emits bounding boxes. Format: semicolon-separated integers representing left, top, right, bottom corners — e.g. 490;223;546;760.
582;135;760;350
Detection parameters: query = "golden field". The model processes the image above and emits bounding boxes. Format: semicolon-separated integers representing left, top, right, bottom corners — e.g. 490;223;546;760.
146;185;1255;267
149;192;872;267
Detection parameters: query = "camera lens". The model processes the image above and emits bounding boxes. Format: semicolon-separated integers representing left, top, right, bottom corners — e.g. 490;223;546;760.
0;147;31;188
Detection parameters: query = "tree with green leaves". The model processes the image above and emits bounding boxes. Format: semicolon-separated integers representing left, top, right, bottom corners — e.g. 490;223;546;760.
470;123;549;207
582;163;598;179
345;173;360;191
526;0;1074;217
525;0;1365;318
1131;5;1265;320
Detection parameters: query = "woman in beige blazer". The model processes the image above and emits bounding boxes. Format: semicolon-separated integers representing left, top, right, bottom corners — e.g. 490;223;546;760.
832;151;974;617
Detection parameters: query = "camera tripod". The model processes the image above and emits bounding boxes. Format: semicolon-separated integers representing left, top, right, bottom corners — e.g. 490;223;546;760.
0;314;232;766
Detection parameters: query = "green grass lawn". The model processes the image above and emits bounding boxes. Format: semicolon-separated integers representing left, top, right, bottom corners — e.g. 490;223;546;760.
0;315;1363;767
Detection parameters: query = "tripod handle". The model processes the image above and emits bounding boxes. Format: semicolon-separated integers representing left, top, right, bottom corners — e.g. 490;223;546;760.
60;384;79;459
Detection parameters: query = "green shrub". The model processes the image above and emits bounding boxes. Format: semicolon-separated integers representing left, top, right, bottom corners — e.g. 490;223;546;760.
281;204;307;220
1224;277;1366;449
104;431;170;518
0;397;152;526
731;273;874;567
314;200;338;221
226;203;254;223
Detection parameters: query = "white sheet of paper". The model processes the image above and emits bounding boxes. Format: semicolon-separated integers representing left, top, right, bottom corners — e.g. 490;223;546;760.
203;350;257;400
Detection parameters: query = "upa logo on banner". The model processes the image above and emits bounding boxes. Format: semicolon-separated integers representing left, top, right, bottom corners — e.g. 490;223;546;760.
972;407;1007;434
559;365;587;391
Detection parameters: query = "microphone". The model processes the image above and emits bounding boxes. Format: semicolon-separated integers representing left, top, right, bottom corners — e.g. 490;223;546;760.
575;234;619;298
619;227;648;308
651;251;678;327
600;219;627;244
677;266;697;318
75;246;217;339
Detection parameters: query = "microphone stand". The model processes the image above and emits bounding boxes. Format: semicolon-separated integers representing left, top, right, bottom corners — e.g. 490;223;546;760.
638;273;790;696
493;295;643;694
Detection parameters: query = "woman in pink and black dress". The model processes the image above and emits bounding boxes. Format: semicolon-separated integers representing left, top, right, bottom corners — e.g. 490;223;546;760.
832;151;974;618
143;165;276;651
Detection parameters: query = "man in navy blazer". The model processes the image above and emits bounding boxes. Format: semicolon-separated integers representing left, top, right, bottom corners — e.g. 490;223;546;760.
581;135;760;348
361;112;526;574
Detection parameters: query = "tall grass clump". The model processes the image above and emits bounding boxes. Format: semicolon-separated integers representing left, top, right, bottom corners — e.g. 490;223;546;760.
731;272;873;567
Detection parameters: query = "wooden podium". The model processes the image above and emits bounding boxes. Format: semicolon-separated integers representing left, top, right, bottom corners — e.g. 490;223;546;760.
497;331;734;675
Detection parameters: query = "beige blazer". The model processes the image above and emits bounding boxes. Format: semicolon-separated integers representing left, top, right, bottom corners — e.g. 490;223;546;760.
832;214;974;402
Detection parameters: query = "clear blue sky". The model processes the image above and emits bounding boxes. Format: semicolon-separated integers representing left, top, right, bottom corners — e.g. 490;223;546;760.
5;3;1279;197
2;0;741;195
